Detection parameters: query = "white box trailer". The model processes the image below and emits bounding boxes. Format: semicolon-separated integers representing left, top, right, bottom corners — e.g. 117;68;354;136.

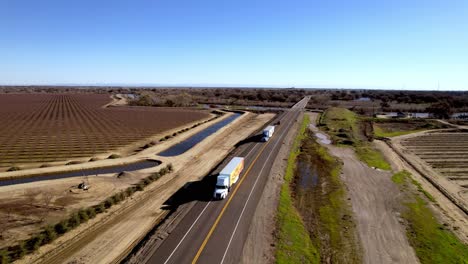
261;125;275;142
213;157;245;199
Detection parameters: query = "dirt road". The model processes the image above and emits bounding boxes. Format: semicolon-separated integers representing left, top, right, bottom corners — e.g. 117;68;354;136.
309;113;419;264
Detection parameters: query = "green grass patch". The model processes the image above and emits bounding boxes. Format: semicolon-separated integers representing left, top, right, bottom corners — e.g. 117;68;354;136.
372;118;449;138
391;171;435;202
404;196;468;263
320;107;391;170
391;170;410;185
373;125;424;138
355;145;391;170
276;114;320;264
391;170;468;263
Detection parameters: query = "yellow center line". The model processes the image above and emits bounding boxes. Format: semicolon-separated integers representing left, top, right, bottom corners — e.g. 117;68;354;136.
191;124;278;263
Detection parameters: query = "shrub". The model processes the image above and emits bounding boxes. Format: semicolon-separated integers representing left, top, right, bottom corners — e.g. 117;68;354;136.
104;198;114;209
135;184;144;192
25;234;43;251
125;187;135;197
68;213;81;229
94;203;105;214
164;135;171;140
167;163;173;172
172;132;177;136
86;207;96;219
0;249;10;264
159;138;166;142
112;193;124;203
41;225;57;244
7;166;20;172
149;173;160;181
54;221;69;234
10;243;26;259
142;178;151;186
78;209;89;222
108;154;121;159
159;167;168;176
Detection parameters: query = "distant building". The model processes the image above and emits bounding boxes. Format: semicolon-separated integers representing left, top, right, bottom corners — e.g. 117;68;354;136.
452;112;468;120
355;97;371;102
408;113;430;118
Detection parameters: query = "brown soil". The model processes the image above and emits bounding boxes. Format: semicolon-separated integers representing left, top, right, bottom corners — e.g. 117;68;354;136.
0;94;210;169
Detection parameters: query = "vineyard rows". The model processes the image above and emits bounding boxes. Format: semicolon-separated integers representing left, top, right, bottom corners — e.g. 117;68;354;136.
0;94;209;166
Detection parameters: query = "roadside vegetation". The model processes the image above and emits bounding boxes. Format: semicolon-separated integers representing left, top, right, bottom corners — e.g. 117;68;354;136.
293;129;361;263
392;170;468;263
276;114;319;264
275;114;361;263
0;164;173;264
319;107;391;170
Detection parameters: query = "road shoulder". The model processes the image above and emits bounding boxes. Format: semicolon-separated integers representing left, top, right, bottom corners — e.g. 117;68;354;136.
240;112;302;264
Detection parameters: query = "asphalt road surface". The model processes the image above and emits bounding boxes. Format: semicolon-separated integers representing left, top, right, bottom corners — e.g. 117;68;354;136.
143;97;309;264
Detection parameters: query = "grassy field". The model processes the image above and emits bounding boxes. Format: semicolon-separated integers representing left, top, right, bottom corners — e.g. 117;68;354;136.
275;114;320;264
320;107;391;170
373;119;447;138
392;170;468;264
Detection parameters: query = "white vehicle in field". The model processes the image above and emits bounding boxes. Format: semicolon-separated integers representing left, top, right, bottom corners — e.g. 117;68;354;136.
213;157;244;199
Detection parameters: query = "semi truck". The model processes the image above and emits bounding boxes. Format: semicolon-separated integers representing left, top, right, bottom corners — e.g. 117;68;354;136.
261;125;275;142
213;157;244;199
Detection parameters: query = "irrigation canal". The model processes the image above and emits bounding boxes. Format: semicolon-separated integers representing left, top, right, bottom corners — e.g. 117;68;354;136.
0;160;161;187
157;113;242;157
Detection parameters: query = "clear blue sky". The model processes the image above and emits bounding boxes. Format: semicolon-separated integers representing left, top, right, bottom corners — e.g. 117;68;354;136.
1;0;467;90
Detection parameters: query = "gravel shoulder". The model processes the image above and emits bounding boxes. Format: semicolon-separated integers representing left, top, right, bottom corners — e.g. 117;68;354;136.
240;111;302;264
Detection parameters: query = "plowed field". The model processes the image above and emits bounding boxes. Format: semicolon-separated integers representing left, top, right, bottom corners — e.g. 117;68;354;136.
401;131;468;194
0;94;209;167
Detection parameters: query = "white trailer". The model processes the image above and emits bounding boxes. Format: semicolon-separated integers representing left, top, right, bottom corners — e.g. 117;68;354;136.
261;125;275;142
213;157;245;199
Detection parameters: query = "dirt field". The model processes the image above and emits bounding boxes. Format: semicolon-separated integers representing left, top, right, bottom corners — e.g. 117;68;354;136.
400;131;468;201
16;112;273;264
311;113;419;264
0;94;210;169
391;130;468;210
0;111;237;251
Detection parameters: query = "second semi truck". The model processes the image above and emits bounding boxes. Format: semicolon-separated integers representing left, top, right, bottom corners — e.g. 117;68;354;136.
261;125;275;142
213;157;244;199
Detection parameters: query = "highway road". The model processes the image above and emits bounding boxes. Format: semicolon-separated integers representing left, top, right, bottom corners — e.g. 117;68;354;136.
142;97;309;264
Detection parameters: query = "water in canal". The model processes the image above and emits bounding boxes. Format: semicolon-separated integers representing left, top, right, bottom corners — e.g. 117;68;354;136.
158;113;242;157
0;160;161;187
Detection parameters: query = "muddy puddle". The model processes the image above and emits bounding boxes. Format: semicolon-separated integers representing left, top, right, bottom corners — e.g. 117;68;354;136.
158;113;242;157
297;160;319;188
315;132;331;145
0;160;161;187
